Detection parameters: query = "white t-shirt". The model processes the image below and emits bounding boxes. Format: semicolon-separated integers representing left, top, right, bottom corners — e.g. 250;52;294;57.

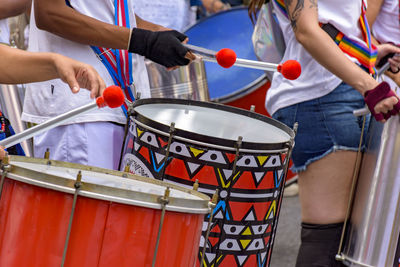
372;0;400;45
22;0;150;125
133;0;196;32
267;0;365;115
0;19;10;44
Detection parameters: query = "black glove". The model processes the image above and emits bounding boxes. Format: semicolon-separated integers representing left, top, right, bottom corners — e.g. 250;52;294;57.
128;28;190;68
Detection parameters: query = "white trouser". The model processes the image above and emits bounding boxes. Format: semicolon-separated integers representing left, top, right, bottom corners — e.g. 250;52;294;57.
33;122;125;170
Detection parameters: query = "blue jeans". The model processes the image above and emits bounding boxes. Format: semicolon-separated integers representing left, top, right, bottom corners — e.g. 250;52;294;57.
272;82;370;173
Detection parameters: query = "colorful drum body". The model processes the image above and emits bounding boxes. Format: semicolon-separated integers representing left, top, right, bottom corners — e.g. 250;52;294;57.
0;156;210;267
120;99;295;267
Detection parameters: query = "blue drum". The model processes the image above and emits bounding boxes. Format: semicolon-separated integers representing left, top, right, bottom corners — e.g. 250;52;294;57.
185;7;268;103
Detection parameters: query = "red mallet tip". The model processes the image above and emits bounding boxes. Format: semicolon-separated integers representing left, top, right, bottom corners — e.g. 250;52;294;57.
215;48;237;68
100;85;125;108
277;60;301;80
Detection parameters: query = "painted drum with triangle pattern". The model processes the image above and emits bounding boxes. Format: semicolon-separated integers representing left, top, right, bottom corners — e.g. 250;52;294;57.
120;99;295;267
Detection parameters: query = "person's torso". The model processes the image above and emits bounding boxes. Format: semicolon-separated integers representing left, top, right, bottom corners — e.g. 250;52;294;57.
267;0;364;115
133;0;196;31
0;19;10;44
23;0;150;124
372;0;400;45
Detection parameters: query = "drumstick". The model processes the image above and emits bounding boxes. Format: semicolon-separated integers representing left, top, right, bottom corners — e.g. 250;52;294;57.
0;85;125;149
353;60;395;117
184;44;302;80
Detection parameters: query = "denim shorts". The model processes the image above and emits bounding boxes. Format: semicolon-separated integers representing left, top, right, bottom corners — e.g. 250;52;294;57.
272;82;371;173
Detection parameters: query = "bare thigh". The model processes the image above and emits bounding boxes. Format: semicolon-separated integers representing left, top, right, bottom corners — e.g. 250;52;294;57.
298;150;358;224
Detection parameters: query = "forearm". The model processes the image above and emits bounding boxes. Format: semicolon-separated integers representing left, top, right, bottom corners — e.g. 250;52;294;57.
0;0;31;20
286;0;378;95
0;45;60;84
35;0;130;50
296;27;378;95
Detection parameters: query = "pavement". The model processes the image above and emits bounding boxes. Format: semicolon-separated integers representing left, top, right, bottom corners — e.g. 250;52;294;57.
270;190;302;267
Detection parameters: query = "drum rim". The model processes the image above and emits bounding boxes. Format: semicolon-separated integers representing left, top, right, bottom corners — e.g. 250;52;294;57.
4;156;211;214
130;98;295;150
183;5;249;33
212;75;268;103
184;5;268;102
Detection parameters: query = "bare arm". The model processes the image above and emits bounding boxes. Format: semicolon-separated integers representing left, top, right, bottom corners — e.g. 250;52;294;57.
366;0;384;26
0;0;31;20
201;0;230;13
0;44;105;98
286;0;400;118
285;0;379;95
34;0;130;50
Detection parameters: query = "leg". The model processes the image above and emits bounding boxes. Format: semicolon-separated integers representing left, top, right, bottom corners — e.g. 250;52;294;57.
296;150;357;267
299;150;356;224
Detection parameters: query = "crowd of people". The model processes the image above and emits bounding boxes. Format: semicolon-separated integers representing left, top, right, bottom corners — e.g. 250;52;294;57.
0;0;399;267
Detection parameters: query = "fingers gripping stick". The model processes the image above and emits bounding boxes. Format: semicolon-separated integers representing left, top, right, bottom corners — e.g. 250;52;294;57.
364;81;400;121
184;44;302;80
0;86;125;149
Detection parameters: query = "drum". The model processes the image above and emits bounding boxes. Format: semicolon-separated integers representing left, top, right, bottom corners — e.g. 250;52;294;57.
185;6;269;106
145;59;210;101
339;116;400;267
0;156;210;267
184;7;298;185
120;98;295;266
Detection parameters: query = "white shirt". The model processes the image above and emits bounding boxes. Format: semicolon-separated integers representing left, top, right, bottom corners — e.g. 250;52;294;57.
0;19;9;44
133;0;196;32
266;0;365;115
372;0;400;45
22;0;150;125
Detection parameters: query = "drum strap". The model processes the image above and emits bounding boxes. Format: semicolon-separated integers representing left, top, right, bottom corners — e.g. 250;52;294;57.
273;0;377;75
65;0;135;117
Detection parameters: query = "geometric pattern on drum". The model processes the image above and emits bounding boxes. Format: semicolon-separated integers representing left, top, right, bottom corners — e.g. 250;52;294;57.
122;123;288;267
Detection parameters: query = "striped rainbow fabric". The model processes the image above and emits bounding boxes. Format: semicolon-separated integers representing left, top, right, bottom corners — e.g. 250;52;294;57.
272;0;377;75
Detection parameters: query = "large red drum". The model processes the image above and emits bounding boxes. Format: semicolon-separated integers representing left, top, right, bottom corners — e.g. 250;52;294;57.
120;98;295;267
0;156;210;267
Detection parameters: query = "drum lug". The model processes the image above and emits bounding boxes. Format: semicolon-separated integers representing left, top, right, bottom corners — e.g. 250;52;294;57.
0;152;11;200
200;190;219;267
160;123;176;180
250;105;256;112
44;148;50;159
192;179;199;191
152;187;171;267
61;171;82;267
231;136;243;175
335;253;345;262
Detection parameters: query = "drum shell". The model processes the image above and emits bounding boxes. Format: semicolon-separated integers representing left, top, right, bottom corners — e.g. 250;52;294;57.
145;59;209;101
0;157;208;267
121;98;295;267
341;117;400;267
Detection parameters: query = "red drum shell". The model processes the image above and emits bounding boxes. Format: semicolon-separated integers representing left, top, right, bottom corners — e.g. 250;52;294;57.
0;156;209;267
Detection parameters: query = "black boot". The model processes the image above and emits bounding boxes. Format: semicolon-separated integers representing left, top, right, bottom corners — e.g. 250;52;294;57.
295;222;347;267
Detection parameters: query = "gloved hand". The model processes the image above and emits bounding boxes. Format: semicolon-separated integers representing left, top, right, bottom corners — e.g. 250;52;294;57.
364;81;400;121
128;28;190;68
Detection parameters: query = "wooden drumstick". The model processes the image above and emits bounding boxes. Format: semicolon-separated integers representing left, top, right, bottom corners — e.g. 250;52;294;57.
184;43;302;80
0;86;125;149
